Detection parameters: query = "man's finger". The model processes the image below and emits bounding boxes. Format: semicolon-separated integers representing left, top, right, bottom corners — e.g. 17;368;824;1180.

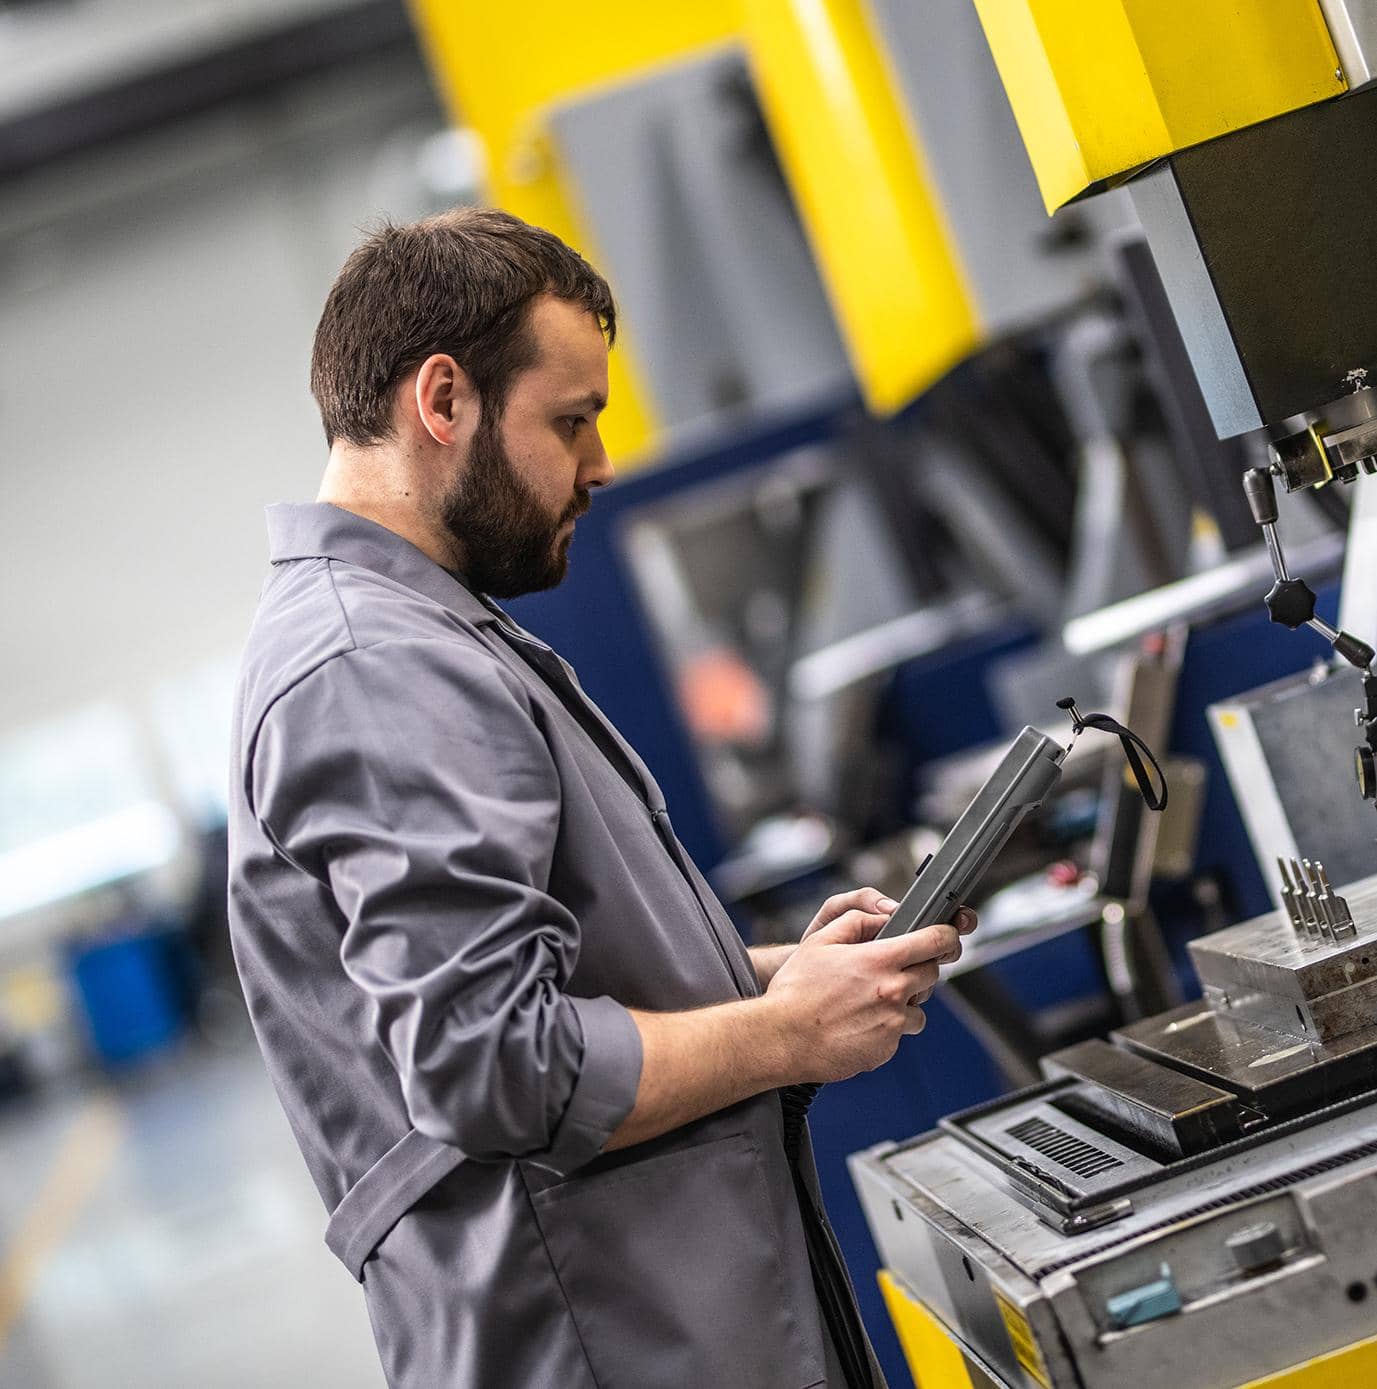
901;961;941;993
852;908;892;942
808;908;890;945
901;1006;928;1036
865;922;959;968
815;886;897;925
954;906;978;934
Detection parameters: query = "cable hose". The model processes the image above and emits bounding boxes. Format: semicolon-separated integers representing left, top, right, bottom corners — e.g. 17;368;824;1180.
779;1082;872;1388
780;1081;820;1166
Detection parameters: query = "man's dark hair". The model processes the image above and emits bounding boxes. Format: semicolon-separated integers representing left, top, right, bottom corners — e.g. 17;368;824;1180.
310;207;616;447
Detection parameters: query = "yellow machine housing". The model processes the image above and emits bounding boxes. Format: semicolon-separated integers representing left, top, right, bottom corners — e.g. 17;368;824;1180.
409;0;982;450
880;1267;1377;1389
971;0;1346;212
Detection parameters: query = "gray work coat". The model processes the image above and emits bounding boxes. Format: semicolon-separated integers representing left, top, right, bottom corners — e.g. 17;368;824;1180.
227;503;883;1387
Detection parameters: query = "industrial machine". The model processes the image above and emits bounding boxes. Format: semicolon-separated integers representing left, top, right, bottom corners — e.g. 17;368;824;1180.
853;872;1377;1388
849;5;1377;1386
974;0;1377;817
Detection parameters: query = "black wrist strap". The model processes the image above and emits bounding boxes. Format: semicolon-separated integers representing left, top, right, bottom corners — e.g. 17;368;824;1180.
1056;698;1169;812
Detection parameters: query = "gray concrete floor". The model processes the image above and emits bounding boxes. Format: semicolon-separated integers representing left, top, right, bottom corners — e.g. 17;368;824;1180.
0;1039;386;1388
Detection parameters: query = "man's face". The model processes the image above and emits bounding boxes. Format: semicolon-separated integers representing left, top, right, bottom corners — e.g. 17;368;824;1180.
440;295;613;597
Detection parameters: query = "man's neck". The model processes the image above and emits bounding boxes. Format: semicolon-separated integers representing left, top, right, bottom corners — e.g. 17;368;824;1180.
317;445;461;572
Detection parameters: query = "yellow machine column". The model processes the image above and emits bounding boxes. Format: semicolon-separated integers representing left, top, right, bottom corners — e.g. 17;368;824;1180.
408;0;987;450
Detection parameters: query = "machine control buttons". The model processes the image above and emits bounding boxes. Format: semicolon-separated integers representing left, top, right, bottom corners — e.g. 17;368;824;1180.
1226;1221;1286;1275
1105;1264;1181;1329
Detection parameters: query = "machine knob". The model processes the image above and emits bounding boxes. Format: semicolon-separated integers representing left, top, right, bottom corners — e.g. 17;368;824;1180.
1226;1221;1285;1275
1264;578;1317;630
1356;745;1377;801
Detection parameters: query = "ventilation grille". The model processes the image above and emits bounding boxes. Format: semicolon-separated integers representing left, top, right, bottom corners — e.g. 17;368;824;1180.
1005;1116;1125;1179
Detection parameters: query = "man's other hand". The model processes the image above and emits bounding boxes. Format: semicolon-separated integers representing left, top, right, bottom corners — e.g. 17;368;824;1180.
764;915;965;1083
801;886;897;942
801;886;979;943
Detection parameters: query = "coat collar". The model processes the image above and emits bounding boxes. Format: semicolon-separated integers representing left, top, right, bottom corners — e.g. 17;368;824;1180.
263;502;667;799
265;502;502;631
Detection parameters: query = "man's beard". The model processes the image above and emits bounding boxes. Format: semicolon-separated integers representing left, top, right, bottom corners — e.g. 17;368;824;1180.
439;415;589;598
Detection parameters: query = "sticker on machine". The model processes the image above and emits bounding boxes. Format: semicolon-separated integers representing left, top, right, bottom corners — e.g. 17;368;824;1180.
993;1289;1052;1389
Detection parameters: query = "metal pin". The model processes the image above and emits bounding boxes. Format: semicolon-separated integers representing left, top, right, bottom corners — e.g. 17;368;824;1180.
1303;860;1335;942
1287;857;1315;938
1277;857;1306;935
1308;858;1337;934
1305;859;1341;938
1292;858;1323;939
1317;861;1358;938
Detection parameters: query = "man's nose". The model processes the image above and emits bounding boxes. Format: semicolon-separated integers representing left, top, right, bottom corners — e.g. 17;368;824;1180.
583;434;615;489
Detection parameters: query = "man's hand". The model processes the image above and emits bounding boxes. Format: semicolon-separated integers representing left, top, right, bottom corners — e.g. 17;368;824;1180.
607;892;978;1150
749;886;978;987
803;886;978;942
764;913;963;1083
749;886;895;987
801;886;897;942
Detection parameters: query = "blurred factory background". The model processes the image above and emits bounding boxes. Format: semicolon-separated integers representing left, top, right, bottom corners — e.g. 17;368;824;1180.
5;2;1377;1386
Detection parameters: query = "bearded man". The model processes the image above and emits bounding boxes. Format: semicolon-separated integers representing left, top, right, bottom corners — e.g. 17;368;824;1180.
227;207;972;1388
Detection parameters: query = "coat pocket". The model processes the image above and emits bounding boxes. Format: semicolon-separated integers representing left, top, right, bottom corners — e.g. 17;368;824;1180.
529;1132;825;1389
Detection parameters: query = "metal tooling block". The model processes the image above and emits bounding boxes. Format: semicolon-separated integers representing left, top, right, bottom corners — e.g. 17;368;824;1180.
1114;1001;1377;1117
1189;874;1377;1043
1040;1037;1241;1156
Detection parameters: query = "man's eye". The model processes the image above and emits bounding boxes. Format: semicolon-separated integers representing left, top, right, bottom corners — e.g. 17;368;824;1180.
563;416;587;435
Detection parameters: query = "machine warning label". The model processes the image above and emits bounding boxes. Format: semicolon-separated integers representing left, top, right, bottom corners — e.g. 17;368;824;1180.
993;1290;1052;1389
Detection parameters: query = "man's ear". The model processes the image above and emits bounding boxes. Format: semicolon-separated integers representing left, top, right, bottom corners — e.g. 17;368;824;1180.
411;353;479;447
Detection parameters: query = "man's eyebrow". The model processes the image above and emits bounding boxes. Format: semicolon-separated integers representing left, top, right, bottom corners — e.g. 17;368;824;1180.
560;391;607;414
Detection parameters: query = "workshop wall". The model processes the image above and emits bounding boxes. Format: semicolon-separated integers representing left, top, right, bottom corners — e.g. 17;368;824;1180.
0;51;450;738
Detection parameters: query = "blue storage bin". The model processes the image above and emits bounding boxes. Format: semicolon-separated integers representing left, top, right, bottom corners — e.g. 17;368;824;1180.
64;923;192;1065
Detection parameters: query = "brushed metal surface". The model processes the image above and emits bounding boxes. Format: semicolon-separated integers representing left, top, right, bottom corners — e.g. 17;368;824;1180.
1041;1037;1242;1155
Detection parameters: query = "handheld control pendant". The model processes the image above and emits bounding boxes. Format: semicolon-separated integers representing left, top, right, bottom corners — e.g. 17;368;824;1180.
877;699;1167;940
878;727;1066;939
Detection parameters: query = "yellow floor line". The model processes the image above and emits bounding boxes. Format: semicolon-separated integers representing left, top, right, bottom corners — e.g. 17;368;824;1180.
0;1094;124;1350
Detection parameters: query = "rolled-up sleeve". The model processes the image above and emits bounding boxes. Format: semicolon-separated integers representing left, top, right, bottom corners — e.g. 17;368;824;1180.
249;636;643;1177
